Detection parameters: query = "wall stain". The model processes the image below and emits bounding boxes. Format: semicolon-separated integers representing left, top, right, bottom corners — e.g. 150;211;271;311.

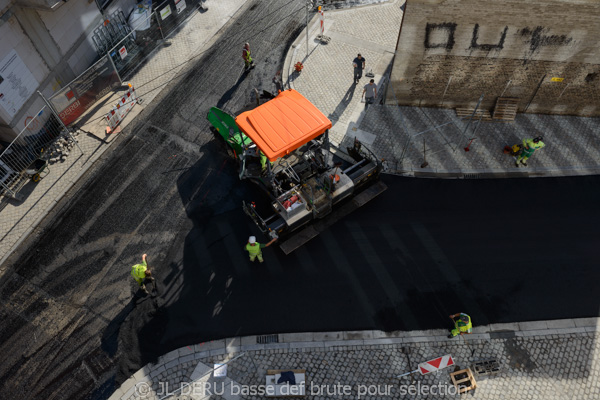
470;24;508;51
585;72;599;82
424;22;457;50
520;26;573;52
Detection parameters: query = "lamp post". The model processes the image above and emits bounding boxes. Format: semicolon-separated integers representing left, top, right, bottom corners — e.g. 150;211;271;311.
306;0;313;57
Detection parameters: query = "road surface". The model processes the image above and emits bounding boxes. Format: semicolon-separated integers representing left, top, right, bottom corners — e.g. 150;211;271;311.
0;0;599;399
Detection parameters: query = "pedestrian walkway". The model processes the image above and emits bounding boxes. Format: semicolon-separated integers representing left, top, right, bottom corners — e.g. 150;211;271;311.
109;317;600;400
1;1;598;399
105;4;600;398
283;0;600;178
0;0;249;270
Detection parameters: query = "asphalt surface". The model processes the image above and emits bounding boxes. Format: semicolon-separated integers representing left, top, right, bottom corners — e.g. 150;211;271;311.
1;1;599;399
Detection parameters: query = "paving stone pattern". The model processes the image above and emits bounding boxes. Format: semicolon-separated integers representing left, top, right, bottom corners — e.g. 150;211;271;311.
0;0;249;271
116;329;600;400
0;130;105;273
129;0;247;106
291;0;403;125
285;0;600;176
359;105;600;173
292;42;381;124
324;1;403;50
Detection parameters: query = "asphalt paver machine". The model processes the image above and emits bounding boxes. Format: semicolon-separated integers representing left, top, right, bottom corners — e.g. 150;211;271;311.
207;89;386;254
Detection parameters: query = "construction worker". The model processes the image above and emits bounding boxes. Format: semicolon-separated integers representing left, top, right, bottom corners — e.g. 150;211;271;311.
243;42;253;70
516;136;545;167
131;253;154;294
448;313;472;338
244;236;277;263
260;151;268;172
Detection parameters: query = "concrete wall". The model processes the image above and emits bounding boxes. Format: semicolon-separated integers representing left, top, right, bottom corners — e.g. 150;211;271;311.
0;0;102;143
387;0;600;116
0;13;48;142
38;0;100;57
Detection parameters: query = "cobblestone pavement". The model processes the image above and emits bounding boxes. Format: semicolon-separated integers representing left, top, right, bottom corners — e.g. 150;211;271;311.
0;0;248;270
110;318;600;400
2;1;599;399
284;0;600;177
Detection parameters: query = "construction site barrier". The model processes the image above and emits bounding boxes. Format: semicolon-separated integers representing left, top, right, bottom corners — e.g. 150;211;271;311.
0;106;81;201
105;84;138;133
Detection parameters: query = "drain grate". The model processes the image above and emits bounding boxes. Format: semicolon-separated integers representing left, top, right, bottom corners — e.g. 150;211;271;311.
257;334;279;344
462;174;481;179
472;359;501;376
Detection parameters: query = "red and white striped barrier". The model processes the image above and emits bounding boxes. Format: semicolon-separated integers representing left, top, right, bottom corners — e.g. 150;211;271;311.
319;6;324;36
316;6;330;43
106;84;138;133
419;355;455;375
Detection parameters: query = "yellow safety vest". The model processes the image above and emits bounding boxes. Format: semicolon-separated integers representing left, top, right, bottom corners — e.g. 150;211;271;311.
455;314;472;333
131;262;147;280
246;243;262;255
243;49;252;62
523;138;545;151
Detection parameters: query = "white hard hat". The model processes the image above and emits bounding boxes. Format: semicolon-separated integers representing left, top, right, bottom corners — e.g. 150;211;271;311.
248;236;256;244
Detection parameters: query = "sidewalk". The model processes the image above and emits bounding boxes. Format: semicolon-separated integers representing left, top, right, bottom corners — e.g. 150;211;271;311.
106;2;600;399
1;1;599;399
2;0;598;267
283;0;600;178
109;317;600;400
0;0;249;270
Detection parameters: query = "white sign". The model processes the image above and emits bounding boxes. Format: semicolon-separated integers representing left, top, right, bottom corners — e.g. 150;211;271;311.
119;46;128;60
160;5;172;20
175;0;186;14
419;354;454;375
0;50;38;118
213;363;227;377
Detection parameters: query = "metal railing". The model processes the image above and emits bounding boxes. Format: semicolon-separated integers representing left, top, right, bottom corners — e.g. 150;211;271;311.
48;55;122;127
0;102;82;201
1;0;203;200
107;0;203;80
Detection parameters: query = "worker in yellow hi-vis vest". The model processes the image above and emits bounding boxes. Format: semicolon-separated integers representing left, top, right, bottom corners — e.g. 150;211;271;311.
131;253;155;294
516;136;545;167
448;313;472;338
244;236;277;263
243;42;254;70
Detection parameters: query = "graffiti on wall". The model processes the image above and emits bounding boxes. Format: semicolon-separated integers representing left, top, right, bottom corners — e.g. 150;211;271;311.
470;24;508;51
424;23;573;54
424;23;457;50
519;27;573;53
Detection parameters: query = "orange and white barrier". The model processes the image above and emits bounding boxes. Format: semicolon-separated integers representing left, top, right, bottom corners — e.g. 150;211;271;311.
319;6;324;36
316;6;330;43
106;84;138;133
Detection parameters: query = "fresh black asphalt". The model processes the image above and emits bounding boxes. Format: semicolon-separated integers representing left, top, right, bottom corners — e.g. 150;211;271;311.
0;1;599;399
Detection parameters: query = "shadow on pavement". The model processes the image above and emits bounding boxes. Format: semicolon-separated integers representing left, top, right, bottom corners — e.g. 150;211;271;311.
123;135;600;385
328;82;357;121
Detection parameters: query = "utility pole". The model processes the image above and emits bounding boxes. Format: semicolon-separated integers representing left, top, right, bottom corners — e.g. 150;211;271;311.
306;0;313;57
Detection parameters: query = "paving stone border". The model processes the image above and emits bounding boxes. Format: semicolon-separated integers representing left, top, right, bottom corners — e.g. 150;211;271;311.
109;317;599;399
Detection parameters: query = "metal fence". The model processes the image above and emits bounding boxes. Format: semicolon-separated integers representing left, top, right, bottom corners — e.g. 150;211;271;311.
107;0;203;80
0;103;81;201
92;9;133;57
0;0;203;200
48;55;122;127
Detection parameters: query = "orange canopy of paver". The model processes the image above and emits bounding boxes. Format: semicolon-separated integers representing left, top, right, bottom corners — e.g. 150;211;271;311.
235;89;332;161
